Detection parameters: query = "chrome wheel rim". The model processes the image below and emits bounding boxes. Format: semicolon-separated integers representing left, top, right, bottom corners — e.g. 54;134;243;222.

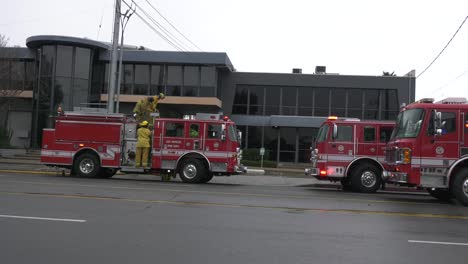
361;170;377;188
183;164;197;179
79;158;94;174
463;178;468;197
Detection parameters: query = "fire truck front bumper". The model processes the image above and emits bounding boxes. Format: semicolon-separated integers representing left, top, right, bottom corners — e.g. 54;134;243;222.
235;164;247;174
382;171;408;183
304;168;319;176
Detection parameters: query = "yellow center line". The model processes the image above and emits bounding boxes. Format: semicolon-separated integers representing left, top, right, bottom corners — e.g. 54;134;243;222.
1;190;467;220
0;178;433;206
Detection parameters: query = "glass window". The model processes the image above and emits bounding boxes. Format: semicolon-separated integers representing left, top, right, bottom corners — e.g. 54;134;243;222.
263;127;277;161
316;125;329;143
380;126;393;143
103;63;110;93
364;89;379;119
200;66;215;96
183;66;199;96
150;65;163;95
74;47;91;79
134;65;149;95
381;89;399;120
54;77;72;110
363;126;375;142
347;89;362;118
298;127;317;163
167;65;182;96
10;61;24;90
207;124;222;139
56;45;73;77
0;60;9;89
441;112;456;134
121;64;133;94
298;87;313;116
41;45;55;77
331;88;346;117
237;125;247;149
247;126;262;148
165;122;184;137
232;85;248;114
25;61;35;91
265;86;280;115
279;127;296;162
336;125;353;141
392;108;424;139
249;86;264;115
189;124;199;138
314;88;329;117
199;86;214;97
281;87;296;115
72;79;89;109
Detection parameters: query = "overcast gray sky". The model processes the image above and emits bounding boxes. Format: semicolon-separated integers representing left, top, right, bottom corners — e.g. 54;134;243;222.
2;0;467;101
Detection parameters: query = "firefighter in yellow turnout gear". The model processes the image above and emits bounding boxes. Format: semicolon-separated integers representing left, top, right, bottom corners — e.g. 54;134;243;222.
135;121;151;167
133;93;165;125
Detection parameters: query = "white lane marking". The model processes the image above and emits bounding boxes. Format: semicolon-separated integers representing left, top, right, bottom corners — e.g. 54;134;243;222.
0;214;86;223
408;240;468;246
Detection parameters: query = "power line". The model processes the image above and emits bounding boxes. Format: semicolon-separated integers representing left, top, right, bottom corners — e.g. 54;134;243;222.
121;0;185;51
417;15;468;79
131;0;192;51
142;0;203;51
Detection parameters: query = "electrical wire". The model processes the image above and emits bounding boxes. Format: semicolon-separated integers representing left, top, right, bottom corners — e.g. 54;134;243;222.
142;0;203;51
417;15;468;79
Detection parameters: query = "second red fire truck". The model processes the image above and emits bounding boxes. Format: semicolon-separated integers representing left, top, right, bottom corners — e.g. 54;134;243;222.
384;98;468;205
305;116;395;193
41;111;246;183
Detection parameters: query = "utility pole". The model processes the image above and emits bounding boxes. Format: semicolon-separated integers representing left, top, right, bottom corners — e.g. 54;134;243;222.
107;0;121;113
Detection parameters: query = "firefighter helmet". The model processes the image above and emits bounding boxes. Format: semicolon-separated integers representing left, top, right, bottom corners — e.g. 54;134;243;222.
140;121;149;127
159;93;165;99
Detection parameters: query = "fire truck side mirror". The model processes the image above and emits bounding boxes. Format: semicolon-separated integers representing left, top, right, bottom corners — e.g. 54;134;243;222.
237;130;242;142
221;124;226;141
332;124;338;140
433;110;443;136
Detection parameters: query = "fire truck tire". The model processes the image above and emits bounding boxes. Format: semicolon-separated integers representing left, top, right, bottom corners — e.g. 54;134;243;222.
99;168;117;178
427;188;452;202
452;168;468;206
178;158;208;183
199;173;214;183
74;153;100;178
350;163;382;193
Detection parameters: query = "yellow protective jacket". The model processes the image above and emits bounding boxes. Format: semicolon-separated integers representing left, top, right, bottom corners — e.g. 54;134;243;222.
136;127;151;148
133;97;161;125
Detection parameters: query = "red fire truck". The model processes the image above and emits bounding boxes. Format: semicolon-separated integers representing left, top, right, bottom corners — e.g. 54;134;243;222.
384;98;468;205
305;116;395;193
41;111;246;183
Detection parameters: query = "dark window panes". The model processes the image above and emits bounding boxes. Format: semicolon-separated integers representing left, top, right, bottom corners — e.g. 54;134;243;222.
237;125;247;149
364;89;379;119
382;89;399;120
314;88;329;117
298;87;313;116
54;77;72;111
56;45;73;77
74;47;91;79
279;151;295;162
72;79;89;109
189;124;199;138
199;86;214;97
347;89;363;118
336;125;353;141
25;61;35;90
41;45;55;77
363;126;375;142
134;65;149;95
201;66;215;87
233;85;248;114
166;86;181;96
330;88;346;117
167;66;182;85
247;126;262;148
264;127;278;161
380;126;393;142
279;127;296;151
150;65;163;95
207;124;222;139
121;64;133;94
165;122;184;137
298;127;318;162
281;87;296;115
183;66;199;96
441;112;456;134
0;60;9;89
265;86;280;115
10;61;24;90
249;86;264;115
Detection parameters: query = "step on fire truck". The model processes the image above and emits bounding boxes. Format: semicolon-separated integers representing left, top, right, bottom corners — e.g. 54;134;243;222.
41;111;246;183
305;116;395;193
384;98;468;205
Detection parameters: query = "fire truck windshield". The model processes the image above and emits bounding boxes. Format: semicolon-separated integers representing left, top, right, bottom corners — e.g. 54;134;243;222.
228;124;240;143
316;125;329;143
391;108;425;139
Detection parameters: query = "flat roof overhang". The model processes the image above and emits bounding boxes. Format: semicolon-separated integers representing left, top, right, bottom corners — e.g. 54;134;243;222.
100;94;222;108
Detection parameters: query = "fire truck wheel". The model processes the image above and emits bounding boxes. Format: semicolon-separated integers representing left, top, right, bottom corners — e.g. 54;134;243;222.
350;163;382;193
74;153;100;178
452;168;468;206
99;168;117;178
199;173;214;183
427;188;452;202
178;158;208;183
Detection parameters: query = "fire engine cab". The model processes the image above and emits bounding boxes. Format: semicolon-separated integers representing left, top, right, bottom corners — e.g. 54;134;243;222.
41;111;246;183
305;116;395;193
384;98;468;205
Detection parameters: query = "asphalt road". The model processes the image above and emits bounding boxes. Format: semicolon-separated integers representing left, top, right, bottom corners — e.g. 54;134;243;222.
1;171;468;264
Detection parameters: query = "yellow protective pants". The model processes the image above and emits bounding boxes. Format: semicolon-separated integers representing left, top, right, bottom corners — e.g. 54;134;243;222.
135;147;150;167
